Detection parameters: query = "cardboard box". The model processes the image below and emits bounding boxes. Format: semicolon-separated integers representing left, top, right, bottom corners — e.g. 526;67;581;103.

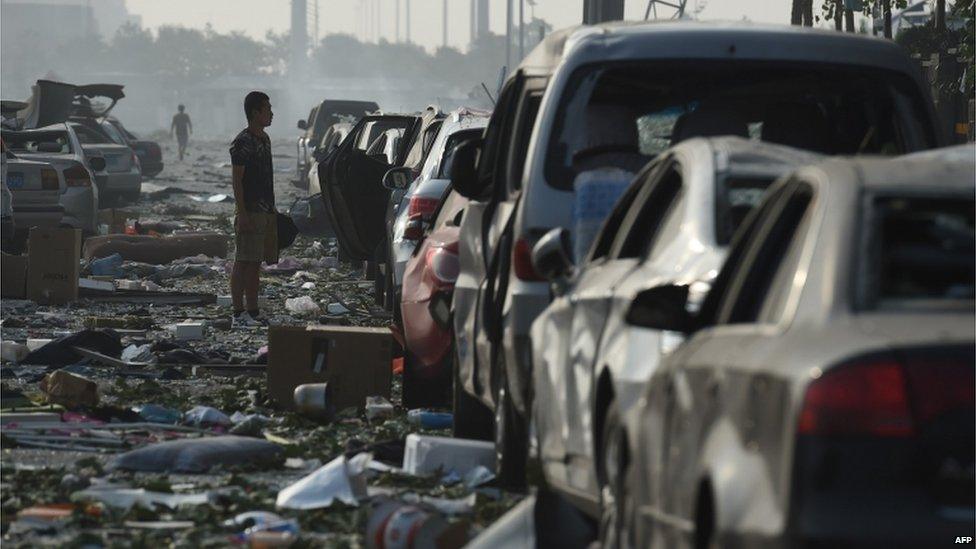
1;252;28;299
27;227;81;304
268;325;393;413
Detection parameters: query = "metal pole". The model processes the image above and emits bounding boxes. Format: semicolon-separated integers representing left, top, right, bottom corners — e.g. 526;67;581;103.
506;0;512;70
396;0;401;42
443;0;448;48
519;0;524;61
406;0;412;43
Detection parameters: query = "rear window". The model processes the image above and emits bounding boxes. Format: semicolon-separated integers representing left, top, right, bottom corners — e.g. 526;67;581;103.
70;124;111;145
2;131;73;154
869;196;975;307
715;176;775;245
546;62;936;190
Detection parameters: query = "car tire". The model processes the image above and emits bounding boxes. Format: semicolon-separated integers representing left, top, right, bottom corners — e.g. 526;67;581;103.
402;349;451;409
452;348;493;440
598;402;631;549
494;363;528;490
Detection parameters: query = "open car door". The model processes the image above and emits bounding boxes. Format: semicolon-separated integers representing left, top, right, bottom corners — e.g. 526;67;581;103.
321;114;420;260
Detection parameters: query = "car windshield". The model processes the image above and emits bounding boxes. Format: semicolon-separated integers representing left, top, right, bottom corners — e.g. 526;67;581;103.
546;61;936;190
437;128;484;178
870;196;975;307
716;176;775;245
2;131;73;154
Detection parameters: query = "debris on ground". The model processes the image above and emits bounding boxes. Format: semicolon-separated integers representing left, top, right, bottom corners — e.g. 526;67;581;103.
0;140;520;547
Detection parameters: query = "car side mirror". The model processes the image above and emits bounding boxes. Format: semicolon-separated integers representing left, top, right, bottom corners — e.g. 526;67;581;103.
532;227;574;285
625;284;695;333
450;137;484;199
383;166;412;191
404;212;425;240
36;142;63;153
88;156;106;172
297;119;307;130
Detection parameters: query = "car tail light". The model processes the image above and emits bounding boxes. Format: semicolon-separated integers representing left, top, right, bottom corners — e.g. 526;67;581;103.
798;355;974;438
408;195;440;219
64;164;92;187
426;242;460;285
40;168;59;190
513;237;544;281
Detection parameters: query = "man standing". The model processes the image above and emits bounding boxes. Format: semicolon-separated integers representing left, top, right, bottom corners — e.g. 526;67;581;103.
171;104;193;161
229;91;277;327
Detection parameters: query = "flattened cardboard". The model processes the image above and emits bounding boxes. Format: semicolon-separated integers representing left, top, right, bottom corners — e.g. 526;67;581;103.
2;252;28;298
268;325;393;413
27;227;81;304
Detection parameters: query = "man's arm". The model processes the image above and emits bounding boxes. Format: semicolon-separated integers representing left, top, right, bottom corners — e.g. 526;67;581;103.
170;116;175;137
232;165;253;231
188;116;193;135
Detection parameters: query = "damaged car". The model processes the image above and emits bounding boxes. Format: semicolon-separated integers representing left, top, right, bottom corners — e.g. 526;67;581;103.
529;136;818;537
625;149;974;548
1;138;65;247
460;20;944;489
297;99;379;188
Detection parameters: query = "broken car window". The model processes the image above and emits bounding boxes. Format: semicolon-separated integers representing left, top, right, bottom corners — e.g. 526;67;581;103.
546;62;936;191
2;130;73;154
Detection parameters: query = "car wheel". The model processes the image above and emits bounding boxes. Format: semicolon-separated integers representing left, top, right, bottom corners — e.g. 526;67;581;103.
494;364;528;489
402;350;451;410
599;403;631;549
452;348;493;440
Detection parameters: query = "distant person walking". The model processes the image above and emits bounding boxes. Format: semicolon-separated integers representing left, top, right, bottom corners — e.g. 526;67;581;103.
229;91;277;328
171;104;192;161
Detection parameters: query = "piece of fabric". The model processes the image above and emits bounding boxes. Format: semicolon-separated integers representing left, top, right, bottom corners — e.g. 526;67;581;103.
20;328;123;367
234;212;278;264
229;128;275;213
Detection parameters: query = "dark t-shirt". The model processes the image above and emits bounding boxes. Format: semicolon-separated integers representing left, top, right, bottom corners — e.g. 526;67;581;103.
172;113;191;138
229;128;275;213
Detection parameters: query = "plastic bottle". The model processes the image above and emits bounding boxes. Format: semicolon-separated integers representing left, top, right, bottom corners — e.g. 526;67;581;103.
406;409;453;430
293;382;335;420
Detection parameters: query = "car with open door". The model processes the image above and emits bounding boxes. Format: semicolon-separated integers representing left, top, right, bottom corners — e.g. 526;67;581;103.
471;20;944;491
385;108;489;320
297;99;378;188
529;137;819;540
623;151;974;548
316;112;422;272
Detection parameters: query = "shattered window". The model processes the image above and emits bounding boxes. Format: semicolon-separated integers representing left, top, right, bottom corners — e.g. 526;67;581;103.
869;196;975;307
546;61;936;191
2;131;73;154
70;123;112;145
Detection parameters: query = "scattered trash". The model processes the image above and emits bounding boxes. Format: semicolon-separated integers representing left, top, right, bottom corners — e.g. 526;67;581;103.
83;232;229;264
39;370;99;408
72;486;210;510
110;435;283;473
366;498;469;549
301;281;316;290
464;465;496;488
1;341;29;363
171;321;205;340
132;404;181;424
293;382;335;420
229;413;271;437
276;452;371;510
407;410;453;430
285;296;321;315
225;511;300;544
183;405;232;427
78;278;116;292
121;343;155;363
90;253;124;276
326;302;350;315
365;396;395;421
189;193;232;203
20;328;123;368
402;434;495;477
123;520;196;530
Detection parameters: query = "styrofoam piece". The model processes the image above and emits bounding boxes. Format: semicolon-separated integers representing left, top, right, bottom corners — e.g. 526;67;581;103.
116;280;143;291
79;278;116;292
1;341;29;363
26;338;53;352
174;322;204;340
402;434;496;476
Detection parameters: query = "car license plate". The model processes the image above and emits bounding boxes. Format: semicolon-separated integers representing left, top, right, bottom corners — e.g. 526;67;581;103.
6;173;25;189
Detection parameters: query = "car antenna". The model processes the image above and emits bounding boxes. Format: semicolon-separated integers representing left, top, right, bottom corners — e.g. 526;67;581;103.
480;83;496;106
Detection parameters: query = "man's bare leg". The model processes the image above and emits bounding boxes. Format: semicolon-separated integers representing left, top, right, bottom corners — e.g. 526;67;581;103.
244;262;261;313
231;260;253;314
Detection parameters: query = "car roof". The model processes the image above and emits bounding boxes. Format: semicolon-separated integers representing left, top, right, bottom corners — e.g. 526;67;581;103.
518;20;919;78
698;136;823;173
805;150;974;194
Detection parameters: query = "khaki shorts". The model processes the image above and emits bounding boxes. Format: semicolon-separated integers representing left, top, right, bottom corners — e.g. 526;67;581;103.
234;212;278;264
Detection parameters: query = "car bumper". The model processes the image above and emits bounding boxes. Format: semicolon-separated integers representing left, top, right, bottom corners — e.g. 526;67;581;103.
140;161;163;178
96;172;141;194
13;205;64;231
503;280;551;415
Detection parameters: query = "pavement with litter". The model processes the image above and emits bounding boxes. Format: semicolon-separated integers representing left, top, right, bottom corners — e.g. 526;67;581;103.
0;139;522;547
